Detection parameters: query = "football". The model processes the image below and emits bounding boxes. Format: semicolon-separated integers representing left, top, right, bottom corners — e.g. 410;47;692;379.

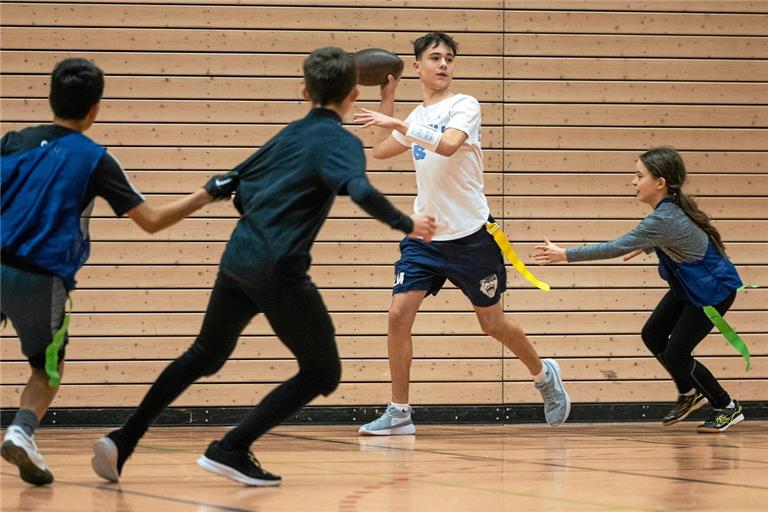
353;48;404;86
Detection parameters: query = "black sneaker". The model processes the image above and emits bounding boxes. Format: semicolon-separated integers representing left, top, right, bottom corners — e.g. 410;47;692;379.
197;440;281;486
662;392;708;426
697;401;745;433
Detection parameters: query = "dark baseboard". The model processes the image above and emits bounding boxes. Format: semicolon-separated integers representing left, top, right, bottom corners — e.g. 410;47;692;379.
2;402;767;428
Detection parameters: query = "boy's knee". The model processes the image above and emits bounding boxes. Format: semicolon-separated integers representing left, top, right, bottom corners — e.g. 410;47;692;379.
480;317;515;340
387;307;411;333
302;359;341;396
182;346;228;377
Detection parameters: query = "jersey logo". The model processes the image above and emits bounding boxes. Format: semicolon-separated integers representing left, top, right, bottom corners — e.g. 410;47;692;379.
413;144;427;160
479;274;498;298
393;271;405;286
215;176;233;188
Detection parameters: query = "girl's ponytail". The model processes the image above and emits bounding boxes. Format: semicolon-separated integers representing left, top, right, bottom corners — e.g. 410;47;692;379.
640;147;727;254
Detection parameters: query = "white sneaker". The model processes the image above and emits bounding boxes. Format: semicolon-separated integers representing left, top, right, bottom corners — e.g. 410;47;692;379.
91;436;121;483
358;403;416;436
1;425;54;485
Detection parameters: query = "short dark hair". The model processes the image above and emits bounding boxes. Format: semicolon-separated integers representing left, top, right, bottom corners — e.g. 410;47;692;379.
413;32;459;60
49;58;104;119
303;47;357;106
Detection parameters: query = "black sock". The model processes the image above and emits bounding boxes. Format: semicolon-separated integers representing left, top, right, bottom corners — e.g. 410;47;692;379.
11;408;39;437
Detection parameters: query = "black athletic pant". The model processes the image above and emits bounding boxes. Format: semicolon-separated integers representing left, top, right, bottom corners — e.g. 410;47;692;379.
120;270;341;452
641;289;736;409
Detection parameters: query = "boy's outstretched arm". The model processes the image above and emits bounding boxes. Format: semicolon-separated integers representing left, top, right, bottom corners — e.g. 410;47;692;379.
127;171;238;233
355;108;467;158
344;175;436;242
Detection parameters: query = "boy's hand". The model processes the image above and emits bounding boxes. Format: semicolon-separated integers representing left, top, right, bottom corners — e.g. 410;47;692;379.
533;238;567;264
380;73;400;99
354;108;402;130
204;171;239;200
408;214;437;243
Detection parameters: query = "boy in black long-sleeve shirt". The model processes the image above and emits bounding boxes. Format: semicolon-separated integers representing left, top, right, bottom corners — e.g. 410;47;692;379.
91;47;436;486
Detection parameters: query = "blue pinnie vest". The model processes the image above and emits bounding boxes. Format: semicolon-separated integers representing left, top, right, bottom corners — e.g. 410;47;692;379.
1;132;106;290
655;240;742;308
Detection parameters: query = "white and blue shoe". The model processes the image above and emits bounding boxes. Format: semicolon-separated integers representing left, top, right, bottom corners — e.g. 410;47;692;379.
358;403;416;436
535;359;571;426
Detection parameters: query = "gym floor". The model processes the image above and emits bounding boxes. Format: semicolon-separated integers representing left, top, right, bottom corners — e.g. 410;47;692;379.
1;423;766;511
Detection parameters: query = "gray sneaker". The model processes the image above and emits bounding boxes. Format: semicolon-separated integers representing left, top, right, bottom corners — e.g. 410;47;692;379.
535;359;571;426
1;425;54;485
358;403;416;436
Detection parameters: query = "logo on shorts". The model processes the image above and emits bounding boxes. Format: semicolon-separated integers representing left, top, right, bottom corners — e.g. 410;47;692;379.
479;274;498;298
393;272;405;286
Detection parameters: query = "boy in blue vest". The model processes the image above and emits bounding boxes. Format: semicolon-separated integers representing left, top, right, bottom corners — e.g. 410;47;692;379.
0;58;237;485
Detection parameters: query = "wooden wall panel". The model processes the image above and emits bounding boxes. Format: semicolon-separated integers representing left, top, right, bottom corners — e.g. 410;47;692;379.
1;1;765;416
1;28;504;54
4;334;767;362
2;4;502;30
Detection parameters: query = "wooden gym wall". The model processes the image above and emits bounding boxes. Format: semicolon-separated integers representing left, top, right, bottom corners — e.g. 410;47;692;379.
1;1;766;414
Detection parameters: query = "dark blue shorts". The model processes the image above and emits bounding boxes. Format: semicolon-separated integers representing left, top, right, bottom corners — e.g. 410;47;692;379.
393;224;506;307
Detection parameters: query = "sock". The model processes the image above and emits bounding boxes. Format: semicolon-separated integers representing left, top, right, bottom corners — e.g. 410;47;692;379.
681;389;695;397
390;402;410;414
11;408;39;437
725;400;735;409
532;367;549;385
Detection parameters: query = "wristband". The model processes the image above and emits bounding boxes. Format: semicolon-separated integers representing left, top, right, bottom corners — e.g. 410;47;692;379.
405;122;442;152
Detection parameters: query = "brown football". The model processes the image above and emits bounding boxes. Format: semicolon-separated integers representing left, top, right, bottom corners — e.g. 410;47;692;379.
353;48;404;86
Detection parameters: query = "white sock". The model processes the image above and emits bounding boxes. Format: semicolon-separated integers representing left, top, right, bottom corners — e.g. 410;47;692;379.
682;389;695;396
390;402;410;414
532;366;548;385
726;400;735;409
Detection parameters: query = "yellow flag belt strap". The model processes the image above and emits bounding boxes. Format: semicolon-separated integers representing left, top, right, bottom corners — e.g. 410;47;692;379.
485;222;550;292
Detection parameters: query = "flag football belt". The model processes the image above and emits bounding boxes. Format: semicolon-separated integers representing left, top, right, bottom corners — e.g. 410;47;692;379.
704;284;758;372
485;222;550;292
45;298;72;388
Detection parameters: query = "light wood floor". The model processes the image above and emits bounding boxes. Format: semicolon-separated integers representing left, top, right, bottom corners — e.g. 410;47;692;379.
1;423;766;511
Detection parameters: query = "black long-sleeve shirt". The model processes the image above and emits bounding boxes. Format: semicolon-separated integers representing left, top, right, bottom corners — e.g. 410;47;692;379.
221;108;411;283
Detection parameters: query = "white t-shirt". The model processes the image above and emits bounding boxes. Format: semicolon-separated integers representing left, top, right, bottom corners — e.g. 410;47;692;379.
392;94;489;241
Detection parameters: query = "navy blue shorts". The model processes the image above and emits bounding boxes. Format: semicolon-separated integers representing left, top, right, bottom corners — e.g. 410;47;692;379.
393;224;506;307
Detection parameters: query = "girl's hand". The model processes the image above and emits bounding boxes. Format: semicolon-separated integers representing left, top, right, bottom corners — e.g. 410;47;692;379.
533;238;567;264
354;108;400;130
623;249;644;262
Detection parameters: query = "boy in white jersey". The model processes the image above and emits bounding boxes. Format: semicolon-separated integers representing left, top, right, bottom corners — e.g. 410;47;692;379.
355;32;570;435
